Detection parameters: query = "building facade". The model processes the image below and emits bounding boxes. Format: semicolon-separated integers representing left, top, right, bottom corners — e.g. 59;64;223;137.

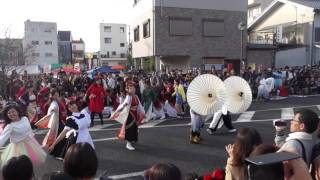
99;23;128;66
132;0;247;72
58;31;72;64
248;0;320;68
72;39;85;64
23;20;59;65
248;0;273;24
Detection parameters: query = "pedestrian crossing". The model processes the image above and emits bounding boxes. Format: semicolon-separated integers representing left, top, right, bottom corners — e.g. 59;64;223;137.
32;105;320;135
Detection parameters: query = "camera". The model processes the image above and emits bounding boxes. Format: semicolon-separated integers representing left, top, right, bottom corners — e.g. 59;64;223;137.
245;152;300;180
273;120;287;127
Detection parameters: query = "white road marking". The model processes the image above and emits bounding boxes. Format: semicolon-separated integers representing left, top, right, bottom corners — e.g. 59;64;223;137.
93;137;118;142
140;119;167;128
107;171;145;179
236;111;255;122
281;108;294;120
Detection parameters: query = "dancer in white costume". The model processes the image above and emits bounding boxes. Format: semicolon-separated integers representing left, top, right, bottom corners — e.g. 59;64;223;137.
189;109;205;144
206;105;236;134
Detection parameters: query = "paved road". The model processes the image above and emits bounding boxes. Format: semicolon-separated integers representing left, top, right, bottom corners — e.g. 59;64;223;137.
19;96;320;179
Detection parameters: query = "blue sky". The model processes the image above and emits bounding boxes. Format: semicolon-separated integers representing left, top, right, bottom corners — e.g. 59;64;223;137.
0;0;133;51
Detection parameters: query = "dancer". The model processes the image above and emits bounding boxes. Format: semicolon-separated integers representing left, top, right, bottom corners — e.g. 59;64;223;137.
36;88;65;159
110;82;145;151
48;100;94;158
172;79;186;115
85;77;106;126
142;80;156;122
206;106;236;135
189;109;205;144
0;104;46;167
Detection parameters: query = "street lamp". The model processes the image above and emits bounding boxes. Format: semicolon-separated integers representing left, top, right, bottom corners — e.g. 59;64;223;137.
238;22;246;70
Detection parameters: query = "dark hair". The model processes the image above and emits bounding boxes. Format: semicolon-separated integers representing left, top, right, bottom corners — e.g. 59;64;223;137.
2;104;22;126
2;155;34;180
250;144;279;156
295;108;320;133
144;163;181;180
66;100;78;116
47;88;59;105
41;171;73;180
232;128;262;166
64;143;98;179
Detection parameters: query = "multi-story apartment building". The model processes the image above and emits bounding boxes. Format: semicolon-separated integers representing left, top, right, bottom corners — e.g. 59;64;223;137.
99;23;128;66
248;0;273;24
132;0;247;72
72;39;85;64
58;31;72;64
23;20;58;65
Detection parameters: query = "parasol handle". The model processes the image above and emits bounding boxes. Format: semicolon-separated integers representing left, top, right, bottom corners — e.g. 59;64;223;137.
239;92;244;97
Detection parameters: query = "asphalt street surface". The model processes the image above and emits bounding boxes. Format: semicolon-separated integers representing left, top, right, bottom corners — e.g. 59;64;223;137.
12;96;320;179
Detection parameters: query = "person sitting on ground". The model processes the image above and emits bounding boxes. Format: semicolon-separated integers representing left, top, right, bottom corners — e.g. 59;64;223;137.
144;163;181;180
225;127;262;180
2;155;34;180
64;143;98;180
275;108;319;166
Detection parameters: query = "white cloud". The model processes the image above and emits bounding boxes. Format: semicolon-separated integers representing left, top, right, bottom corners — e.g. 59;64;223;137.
0;0;133;51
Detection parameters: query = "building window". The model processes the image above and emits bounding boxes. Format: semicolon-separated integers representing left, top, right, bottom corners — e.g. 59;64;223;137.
44;28;52;33
105;38;112;44
169;17;192;36
73;45;76;50
120;43;125;47
107;51;110;57
120;27;125;33
315;27;320;42
112;51;116;55
120;53;126;58
32;53;40;57
45;53;53;57
104;26;111;32
143;19;151;38
45;41;52;45
31;41;39;45
134;26;140;42
202;19;224;37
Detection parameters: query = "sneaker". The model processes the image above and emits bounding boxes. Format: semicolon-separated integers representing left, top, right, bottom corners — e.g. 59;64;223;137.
228;129;237;133
160;116;166;120
126;142;135;151
206;128;215;135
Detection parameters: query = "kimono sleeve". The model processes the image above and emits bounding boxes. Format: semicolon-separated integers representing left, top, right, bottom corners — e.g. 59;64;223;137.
0;124;12;147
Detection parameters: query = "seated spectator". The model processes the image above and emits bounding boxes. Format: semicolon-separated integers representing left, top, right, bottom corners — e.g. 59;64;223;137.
225;128;262;180
2;155;34;180
144;163;181;180
41;171;73;180
250;144;279;156
64;143;98;180
275;108;319;166
249;144;282;179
